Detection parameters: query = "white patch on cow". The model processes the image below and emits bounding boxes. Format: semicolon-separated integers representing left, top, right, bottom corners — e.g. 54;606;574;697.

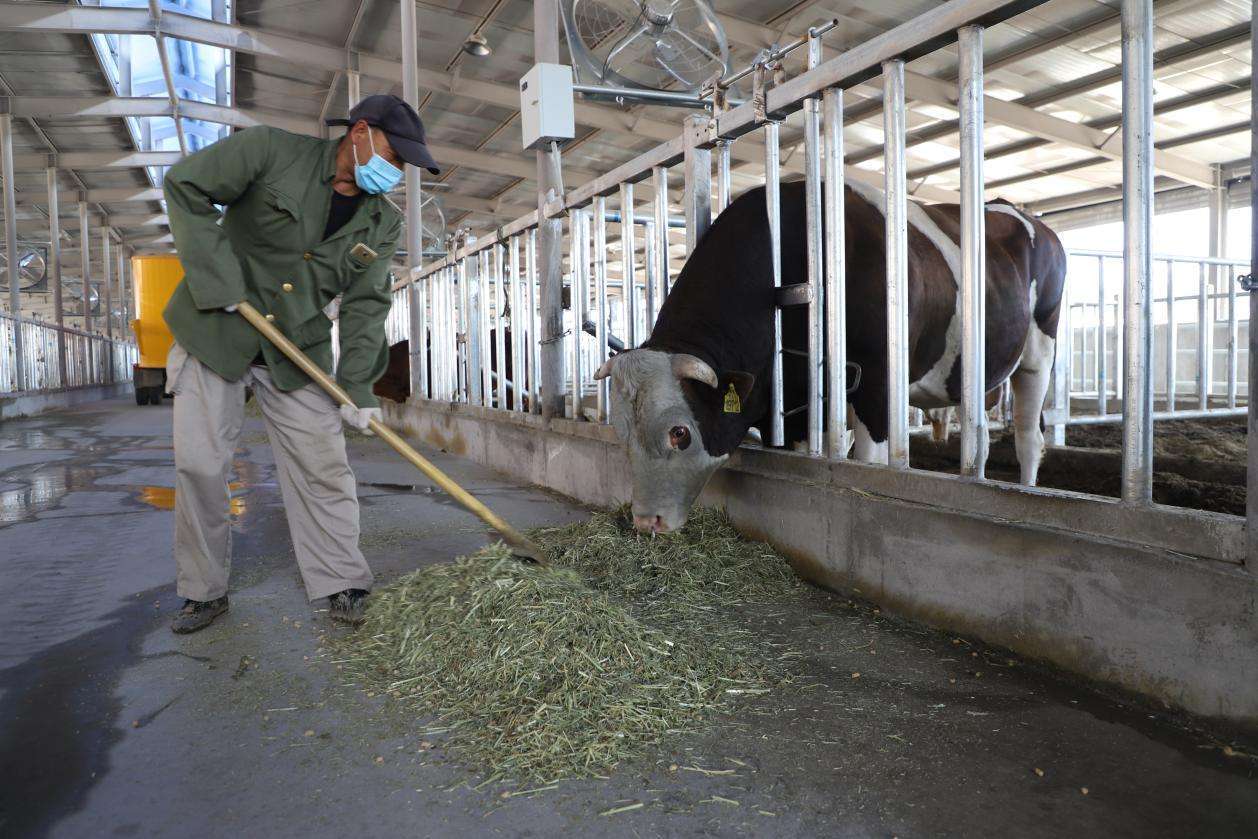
846;178;886;215
987;203;1036;243
849;404;888;464
905;202;963;408
1009;308;1056;485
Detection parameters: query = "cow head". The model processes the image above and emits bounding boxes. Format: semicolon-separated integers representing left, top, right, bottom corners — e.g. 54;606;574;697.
594;349;755;534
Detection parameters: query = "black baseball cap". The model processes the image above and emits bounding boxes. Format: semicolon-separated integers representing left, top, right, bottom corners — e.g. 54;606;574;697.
327;94;440;175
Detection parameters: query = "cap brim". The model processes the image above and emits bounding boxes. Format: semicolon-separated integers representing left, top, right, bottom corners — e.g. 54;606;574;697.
385;131;441;175
325;117;352;127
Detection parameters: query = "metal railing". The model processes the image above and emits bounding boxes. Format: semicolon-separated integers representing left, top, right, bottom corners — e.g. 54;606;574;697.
0;312;136;394
380;0;1253;531
1054;250;1250;430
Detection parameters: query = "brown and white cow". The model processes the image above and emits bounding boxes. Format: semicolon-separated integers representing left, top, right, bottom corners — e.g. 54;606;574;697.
595;181;1066;534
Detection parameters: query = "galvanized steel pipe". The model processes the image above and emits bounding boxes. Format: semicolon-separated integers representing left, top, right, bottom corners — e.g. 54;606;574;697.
1119;0;1155;504
803;33;825;457
764;119;785;448
883;59;910;468
823;87;846;459
958;25;987;477
593;197;609;421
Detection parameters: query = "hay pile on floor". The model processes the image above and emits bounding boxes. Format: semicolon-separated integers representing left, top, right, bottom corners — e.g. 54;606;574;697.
340;507;800;781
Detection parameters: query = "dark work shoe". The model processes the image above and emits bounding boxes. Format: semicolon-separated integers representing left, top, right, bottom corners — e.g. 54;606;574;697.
328;589;369;626
171;596;229;634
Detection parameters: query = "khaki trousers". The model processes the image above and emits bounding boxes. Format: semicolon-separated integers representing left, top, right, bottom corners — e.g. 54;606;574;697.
166;343;373;602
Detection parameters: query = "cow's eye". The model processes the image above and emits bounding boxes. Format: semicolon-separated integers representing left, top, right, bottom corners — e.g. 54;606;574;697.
669;425;692;451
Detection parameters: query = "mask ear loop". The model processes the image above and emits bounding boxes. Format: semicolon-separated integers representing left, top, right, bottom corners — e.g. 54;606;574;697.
351;126;377;168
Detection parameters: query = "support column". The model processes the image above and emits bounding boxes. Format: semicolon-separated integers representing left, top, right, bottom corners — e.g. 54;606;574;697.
79;200;91;335
47;166;65;386
400;0;424;400
117;243;127;328
0;113;22;392
1120;0;1154;504
958;25;987;477
1246;14;1257;573
535;0;566;420
101;230;113;383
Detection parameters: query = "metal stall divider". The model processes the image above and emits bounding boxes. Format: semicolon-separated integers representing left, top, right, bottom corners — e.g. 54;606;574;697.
430;270;442;400
446;265;456;401
511;235;525;412
958;24;987;478
652;166;670;312
620;183;637;350
1166;262;1177;411
494;242;507;410
467;253;482;405
458;257;470;403
479;249;492;407
1097;255;1108;416
1228;263;1238;408
682;114;712;256
823;79;846;459
1197;262;1210;410
760;71;786;449
593;196;609;421
416;272;427;399
884;58;910;468
570;210;586;419
715;140;732;216
802;32;826;457
527;230;540;413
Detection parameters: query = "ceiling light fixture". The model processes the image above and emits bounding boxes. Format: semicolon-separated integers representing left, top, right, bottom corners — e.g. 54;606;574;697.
462;32;491;57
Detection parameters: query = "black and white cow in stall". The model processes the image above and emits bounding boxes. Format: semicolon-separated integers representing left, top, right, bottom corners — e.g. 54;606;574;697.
594;181;1066;534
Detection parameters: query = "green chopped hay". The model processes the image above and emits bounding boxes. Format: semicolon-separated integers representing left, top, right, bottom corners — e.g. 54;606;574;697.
337;507;800;781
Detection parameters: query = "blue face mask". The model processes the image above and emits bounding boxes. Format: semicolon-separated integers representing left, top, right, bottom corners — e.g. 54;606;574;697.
352;129;403;194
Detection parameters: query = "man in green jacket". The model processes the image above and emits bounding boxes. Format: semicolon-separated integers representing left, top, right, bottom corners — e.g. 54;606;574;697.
162;95;439;634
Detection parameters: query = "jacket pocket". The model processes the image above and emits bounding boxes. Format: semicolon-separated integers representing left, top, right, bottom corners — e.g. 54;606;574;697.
289;312;333;350
249;185;302;246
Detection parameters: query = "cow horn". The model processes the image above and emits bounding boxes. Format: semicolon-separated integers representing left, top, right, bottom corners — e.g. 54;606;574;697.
670;354;718;388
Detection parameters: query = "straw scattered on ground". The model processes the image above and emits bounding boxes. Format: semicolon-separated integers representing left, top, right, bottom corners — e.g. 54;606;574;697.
335;507;802;781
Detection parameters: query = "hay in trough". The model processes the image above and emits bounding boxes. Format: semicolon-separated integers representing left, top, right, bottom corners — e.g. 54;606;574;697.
339;507;800;781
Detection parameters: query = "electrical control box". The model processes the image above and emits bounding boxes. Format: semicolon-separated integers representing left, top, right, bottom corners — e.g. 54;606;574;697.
520;63;575;150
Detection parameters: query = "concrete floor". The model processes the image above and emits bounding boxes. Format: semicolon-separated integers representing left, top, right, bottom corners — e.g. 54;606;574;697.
1;396;1256;839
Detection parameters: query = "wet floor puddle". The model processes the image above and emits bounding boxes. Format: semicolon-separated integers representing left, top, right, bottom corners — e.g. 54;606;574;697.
0;465;112;524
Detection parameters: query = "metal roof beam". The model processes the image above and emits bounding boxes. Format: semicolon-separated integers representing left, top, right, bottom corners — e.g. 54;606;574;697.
901;70;1215;188
12;150;182;169
846;20;1250;167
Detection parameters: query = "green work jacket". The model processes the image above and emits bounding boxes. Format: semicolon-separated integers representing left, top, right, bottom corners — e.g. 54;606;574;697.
162;125;402;407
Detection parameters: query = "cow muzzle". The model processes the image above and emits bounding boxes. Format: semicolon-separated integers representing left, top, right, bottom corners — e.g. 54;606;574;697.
632;513;672;535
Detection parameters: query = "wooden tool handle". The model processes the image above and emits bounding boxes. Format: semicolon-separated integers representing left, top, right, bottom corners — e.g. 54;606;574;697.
236;301;547;564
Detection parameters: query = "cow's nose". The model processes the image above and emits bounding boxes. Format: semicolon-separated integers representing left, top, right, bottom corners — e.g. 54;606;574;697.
633;514;669;534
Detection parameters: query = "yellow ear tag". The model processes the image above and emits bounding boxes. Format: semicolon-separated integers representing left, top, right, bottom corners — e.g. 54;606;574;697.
723;382;741;414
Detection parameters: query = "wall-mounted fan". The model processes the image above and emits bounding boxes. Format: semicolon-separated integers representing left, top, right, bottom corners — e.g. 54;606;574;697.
562;0;729;93
64;279;99;314
0;248;47;291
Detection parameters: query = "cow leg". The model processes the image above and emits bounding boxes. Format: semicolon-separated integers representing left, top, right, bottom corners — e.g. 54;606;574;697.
848;403;888;464
1010;326;1056;485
